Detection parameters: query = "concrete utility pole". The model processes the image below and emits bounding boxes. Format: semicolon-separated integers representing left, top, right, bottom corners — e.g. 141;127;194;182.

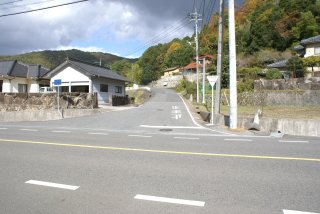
228;0;238;129
189;8;202;103
214;0;224;114
202;57;206;103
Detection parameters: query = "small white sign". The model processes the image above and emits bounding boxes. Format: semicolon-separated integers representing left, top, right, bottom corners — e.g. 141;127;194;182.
207;75;218;87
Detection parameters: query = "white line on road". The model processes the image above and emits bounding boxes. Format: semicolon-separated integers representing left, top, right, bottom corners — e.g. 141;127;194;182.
134;194;205;207
140;125;203;129
174;137;200;140
88;132;109;136
52;131;71;133
224;139;252;142
25;180;79;190
0;128;8;130
20;129;38;132
279;140;309;143
128;135;152;138
283;209;319;214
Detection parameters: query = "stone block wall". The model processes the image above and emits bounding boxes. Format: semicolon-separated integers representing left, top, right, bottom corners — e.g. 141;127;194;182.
0;92;98;111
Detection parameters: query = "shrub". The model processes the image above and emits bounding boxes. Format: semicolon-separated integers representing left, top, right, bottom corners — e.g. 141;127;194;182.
266;68;282;79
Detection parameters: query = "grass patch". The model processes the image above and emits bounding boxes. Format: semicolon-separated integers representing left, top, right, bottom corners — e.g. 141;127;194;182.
220;105;320;119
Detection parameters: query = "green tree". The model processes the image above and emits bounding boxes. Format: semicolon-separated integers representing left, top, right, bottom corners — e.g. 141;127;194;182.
303;56;320;77
287;56;305;78
111;59;132;76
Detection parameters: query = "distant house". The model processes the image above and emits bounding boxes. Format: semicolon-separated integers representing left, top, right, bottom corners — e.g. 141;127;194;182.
163;66;181;77
0;60;49;93
182;54;214;76
268;35;320;77
45;58;130;104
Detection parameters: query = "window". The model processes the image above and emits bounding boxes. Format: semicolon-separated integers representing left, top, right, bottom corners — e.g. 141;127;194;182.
0;80;2;92
100;84;108;92
18;84;27;93
115;86;122;94
315;46;320;55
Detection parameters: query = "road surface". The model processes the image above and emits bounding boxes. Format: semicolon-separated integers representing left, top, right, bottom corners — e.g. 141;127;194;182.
0;88;319;214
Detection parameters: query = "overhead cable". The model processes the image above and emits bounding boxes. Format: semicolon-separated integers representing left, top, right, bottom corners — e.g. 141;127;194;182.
0;0;88;17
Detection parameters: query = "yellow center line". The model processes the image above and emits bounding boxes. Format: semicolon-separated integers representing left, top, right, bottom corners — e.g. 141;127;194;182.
0;138;319;162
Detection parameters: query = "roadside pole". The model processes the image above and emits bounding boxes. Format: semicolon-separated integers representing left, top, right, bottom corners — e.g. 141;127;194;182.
207;75;218;124
214;0;224;114
54;79;63;118
228;0;237;129
202;57;206;104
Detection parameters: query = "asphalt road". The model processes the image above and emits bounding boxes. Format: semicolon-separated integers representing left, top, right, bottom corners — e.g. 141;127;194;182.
0;88;319;214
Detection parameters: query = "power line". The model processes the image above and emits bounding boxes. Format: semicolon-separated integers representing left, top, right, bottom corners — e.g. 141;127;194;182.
0;0;58;10
0;0;88;17
124;18;191;57
0;0;23;6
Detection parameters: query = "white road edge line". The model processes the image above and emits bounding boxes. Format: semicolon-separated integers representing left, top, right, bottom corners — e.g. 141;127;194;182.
279;140;309;143
134;194;205;207
177;94;234;136
174;137;200;140
88;132;109;135
128;135;152;138
224;139;253;142
25;180;79;190
52;131;71;133
20;129;38;132
0;128;8;130
283;209;319;214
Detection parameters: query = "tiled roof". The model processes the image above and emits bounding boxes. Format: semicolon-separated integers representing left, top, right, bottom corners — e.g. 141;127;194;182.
293;44;304;51
183;62;203;70
267;59;288;68
301;35;320;45
0;60;48;78
48;58;130;82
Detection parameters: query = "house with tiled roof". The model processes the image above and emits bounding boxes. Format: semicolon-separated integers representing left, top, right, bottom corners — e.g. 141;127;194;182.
0;60;49;93
267;35;320;77
45;58;130;104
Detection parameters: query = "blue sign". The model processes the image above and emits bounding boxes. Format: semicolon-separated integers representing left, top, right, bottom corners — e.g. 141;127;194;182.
54;79;62;86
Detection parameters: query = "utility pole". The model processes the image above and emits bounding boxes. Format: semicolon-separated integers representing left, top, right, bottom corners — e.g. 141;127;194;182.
202;57;206;103
214;0;224;114
189;8;202;103
228;0;238;129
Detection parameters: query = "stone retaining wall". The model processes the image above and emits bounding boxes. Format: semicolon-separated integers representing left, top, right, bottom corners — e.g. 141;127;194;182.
0;92;98;111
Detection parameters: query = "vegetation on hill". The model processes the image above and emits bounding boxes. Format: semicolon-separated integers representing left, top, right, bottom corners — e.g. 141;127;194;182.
0;49;136;70
112;0;320;86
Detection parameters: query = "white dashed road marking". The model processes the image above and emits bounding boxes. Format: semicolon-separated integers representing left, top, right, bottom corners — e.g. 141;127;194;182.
283;209;319;214
128;135;152;138
224;139;252;142
174;137;200;140
88;132;109;136
52;131;71;133
279;140;309;143
20;129;38;132
0;128;8;130
134;194;205;207
25;180;79;190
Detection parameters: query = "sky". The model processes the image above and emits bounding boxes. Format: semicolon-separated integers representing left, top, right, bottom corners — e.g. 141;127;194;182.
0;0;243;58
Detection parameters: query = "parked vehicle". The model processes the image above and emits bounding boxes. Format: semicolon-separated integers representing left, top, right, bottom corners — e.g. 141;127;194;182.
39;87;54;93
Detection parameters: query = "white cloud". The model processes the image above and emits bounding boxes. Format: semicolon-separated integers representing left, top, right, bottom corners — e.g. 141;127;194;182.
0;0;197;56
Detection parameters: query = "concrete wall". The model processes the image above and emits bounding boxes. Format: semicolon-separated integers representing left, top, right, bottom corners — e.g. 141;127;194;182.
220;90;320;106
212;114;320;137
0;109;101;122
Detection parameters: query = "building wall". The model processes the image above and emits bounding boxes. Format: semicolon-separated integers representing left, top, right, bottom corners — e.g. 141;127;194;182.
50;66;91;92
305;43;320;57
92;78;125;104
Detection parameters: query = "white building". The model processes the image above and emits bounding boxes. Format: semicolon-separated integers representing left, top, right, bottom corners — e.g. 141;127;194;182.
0;60;49;93
45;58;130;104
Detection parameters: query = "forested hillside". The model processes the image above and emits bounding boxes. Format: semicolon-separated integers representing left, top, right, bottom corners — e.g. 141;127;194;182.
115;0;320;85
0;49;136;69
